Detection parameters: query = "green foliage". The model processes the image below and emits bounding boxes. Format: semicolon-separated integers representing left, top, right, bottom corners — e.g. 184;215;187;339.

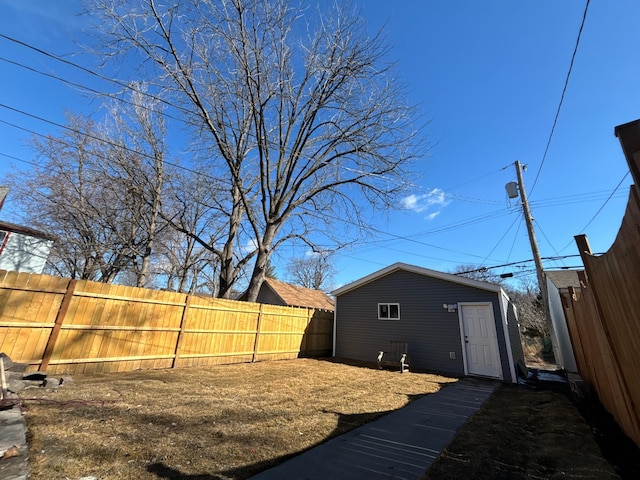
264;259;277;279
541;336;554;356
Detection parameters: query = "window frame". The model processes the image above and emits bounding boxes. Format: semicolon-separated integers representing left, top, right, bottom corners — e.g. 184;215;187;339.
378;302;400;320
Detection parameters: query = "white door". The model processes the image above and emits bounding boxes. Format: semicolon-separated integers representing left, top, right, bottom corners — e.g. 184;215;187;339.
460;304;501;379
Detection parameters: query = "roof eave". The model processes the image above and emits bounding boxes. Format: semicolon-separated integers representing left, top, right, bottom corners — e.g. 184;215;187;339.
332;262;503;297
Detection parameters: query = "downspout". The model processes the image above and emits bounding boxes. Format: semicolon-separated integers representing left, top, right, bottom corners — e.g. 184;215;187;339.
332;297;337;357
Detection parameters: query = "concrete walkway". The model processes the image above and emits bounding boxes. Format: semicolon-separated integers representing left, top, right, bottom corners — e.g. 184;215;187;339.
0;400;28;480
250;378;498;480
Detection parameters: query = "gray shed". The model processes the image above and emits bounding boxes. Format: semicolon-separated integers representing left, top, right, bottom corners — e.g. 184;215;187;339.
332;263;525;383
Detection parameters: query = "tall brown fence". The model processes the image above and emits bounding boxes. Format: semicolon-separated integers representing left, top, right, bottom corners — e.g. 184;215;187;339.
562;184;640;447
0;270;333;375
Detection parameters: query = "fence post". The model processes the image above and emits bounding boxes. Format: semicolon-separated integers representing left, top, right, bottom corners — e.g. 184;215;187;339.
252;304;264;362
172;293;191;369
40;279;76;372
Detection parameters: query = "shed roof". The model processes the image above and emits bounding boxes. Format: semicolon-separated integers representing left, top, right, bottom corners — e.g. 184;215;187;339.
546;270;583;290
332;262;504;296
263;278;334;311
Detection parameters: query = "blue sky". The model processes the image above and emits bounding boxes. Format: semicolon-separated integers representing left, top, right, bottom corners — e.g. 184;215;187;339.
0;0;638;290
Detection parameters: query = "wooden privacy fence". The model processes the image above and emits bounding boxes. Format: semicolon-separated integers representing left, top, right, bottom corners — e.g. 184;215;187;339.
0;270;333;375
559;120;640;449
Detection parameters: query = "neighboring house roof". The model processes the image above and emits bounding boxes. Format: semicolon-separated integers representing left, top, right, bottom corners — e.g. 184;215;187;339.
261;278;334;311
333;262;504;296
546;270;583;290
0;220;55;241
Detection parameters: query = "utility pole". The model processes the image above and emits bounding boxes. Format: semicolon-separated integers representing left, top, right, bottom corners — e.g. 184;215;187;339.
513;160;549;314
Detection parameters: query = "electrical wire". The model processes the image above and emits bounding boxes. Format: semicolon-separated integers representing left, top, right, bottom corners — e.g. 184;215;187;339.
0;151;38;167
0;104;514;268
455;254;596;276
558;171;631;252
0;34;512;208
500;217;523;277
0;33;189;117
0;115;208;182
0;55;187;125
529;0;591;195
479;215;519;267
0;24;609;277
533;219;566;268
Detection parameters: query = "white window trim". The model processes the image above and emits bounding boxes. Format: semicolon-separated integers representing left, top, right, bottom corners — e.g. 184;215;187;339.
378;303;400;320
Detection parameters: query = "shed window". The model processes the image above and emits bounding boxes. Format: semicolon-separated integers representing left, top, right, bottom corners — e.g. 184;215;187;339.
378;303;400;320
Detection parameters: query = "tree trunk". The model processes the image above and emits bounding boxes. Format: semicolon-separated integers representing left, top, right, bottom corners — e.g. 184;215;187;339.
218;184;244;299
244;224;277;302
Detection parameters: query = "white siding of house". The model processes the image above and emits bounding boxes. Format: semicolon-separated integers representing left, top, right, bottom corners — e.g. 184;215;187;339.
546;277;578;373
0;231;53;274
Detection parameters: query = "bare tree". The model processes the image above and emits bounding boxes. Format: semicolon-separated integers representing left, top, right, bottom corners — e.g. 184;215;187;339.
451;264;504;285
287;251;335;290
94;0;424;300
7;115;131;281
103;85;169;287
509;276;549;338
154;170;229;294
8;84;172;284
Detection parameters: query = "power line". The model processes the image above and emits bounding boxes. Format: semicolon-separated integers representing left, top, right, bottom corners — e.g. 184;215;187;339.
577;171;630;232
0;105;217;183
299;207;505;264
454;254;596;276
1;33;512;208
533;219;566;268
0;55;187;125
479;216;519;267
0;151;38;167
559;170;630;252
529;0;591;195
0;105;515;268
0;33;189;118
500;217;523;276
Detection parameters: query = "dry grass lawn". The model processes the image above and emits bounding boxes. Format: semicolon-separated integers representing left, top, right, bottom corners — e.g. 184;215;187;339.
20;358;456;480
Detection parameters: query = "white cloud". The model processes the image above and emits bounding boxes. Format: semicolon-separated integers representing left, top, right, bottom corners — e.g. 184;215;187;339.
400;189;450;219
239;238;259;255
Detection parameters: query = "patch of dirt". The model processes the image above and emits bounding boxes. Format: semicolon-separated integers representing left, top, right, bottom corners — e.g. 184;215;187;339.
19;358;456;480
422;383;640;479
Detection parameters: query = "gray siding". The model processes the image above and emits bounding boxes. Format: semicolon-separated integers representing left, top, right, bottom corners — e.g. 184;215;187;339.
336;270;513;381
255;287;285;306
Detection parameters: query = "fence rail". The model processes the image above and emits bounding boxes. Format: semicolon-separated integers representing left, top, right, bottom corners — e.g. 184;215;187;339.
0;270;333;374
